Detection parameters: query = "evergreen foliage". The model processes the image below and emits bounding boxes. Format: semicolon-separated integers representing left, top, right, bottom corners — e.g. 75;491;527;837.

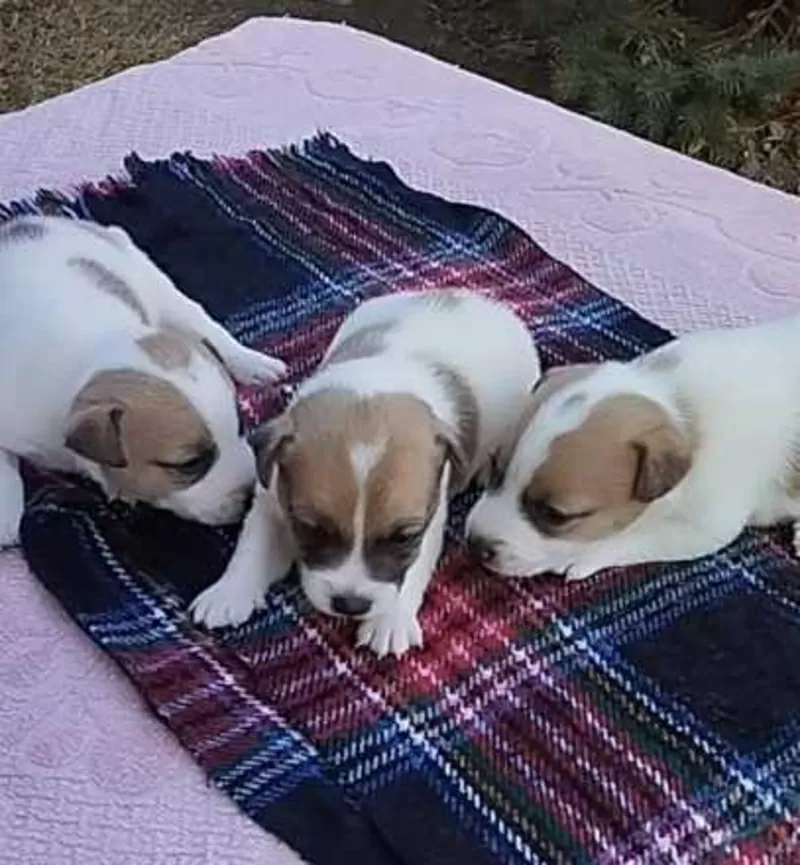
519;0;800;192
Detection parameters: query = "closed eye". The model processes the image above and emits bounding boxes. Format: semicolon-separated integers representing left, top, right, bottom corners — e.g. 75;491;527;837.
287;510;351;569
156;447;216;476
290;513;341;547
365;523;426;584
535;502;573;526
522;497;594;533
380;524;425;548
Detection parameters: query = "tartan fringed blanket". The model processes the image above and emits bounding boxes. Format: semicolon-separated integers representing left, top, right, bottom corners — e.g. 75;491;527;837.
8;135;800;865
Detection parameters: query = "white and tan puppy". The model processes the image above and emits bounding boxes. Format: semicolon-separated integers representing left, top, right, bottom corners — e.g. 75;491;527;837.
466;314;800;582
191;290;540;656
0;215;285;543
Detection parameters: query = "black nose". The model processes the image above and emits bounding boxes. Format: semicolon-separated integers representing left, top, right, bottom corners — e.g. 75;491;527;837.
467;534;497;566
331;594;372;617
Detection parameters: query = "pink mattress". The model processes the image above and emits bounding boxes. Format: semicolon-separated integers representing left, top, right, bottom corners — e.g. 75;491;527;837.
1;18;798;865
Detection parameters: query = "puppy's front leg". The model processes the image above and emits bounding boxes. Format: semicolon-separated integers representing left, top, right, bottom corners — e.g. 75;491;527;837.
565;511;746;582
0;452;23;547
357;472;450;658
190;485;295;628
160;290;286;385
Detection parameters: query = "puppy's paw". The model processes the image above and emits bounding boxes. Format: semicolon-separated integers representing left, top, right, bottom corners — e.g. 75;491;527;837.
190;573;266;629
229;348;286;386
793;522;800;558
565;556;608;583
0;513;20;548
357;606;423;658
0;484;23;548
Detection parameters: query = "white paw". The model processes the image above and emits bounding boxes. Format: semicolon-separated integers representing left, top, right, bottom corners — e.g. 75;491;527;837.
189;574;266;629
793;522;800;558
0;497;22;548
356;606;423;658
0;518;19;548
230;348;286;386
565;556;608;583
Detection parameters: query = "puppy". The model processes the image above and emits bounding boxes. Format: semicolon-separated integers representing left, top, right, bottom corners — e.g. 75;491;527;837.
466;314;800;581
191;290;541;655
0;215;285;543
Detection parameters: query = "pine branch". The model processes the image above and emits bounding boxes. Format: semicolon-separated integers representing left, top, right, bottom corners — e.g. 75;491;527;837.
538;0;800;192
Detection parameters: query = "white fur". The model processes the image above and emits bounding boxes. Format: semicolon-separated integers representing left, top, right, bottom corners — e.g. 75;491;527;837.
0;216;285;542
467;314;800;580
193;290;541;655
189;483;295;627
350;441;385;486
356;464;450;656
297;440;394;627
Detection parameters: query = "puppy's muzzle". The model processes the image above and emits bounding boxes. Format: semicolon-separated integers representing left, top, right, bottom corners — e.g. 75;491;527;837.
466;532;499;568
331;593;372;618
196;483;254;525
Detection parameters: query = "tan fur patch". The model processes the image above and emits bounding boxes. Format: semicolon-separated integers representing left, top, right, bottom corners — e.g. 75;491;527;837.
138;327;194;370
523;393;692;541
66;369;215;500
364;401;446;541
273;389;444;546
69;256;149;325
324;322;395;366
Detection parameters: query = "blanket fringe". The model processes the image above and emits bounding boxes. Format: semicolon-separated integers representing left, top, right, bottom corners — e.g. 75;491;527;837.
0;163;136;225
1;133;354;228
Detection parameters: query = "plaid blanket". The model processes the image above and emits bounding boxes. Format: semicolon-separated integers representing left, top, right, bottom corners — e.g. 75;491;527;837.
8;135;800;864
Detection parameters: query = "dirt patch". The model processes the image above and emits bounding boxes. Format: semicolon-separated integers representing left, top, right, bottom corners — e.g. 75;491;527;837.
0;0;549;113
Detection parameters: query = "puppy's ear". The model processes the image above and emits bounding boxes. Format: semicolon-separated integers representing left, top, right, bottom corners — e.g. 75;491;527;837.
65;405;127;468
631;423;691;502
248;414;294;488
434;419;468;493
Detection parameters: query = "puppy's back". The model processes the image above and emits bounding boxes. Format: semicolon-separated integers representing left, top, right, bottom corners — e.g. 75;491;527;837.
0;216;178;337
0;217;161;447
323;290;541;467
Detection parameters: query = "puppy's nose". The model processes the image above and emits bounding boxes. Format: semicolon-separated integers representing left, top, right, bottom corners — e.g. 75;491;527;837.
467;534;498;566
331;594;372;617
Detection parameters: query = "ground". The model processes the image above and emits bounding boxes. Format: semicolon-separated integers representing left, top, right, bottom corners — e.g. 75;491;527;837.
0;0;549;113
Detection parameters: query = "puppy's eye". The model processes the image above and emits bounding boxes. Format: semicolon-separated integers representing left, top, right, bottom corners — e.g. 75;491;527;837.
180;455;209;471
383;525;424;547
289;513;350;570
366;524;425;584
291;515;336;547
534;503;572;527
522;496;592;534
293;518;324;538
156;447;216;477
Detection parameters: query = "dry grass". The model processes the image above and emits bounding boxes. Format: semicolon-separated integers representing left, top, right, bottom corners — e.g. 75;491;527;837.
0;0;546;114
0;0;303;112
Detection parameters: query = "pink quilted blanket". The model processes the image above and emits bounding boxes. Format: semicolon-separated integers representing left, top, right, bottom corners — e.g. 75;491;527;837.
1;18;798;865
